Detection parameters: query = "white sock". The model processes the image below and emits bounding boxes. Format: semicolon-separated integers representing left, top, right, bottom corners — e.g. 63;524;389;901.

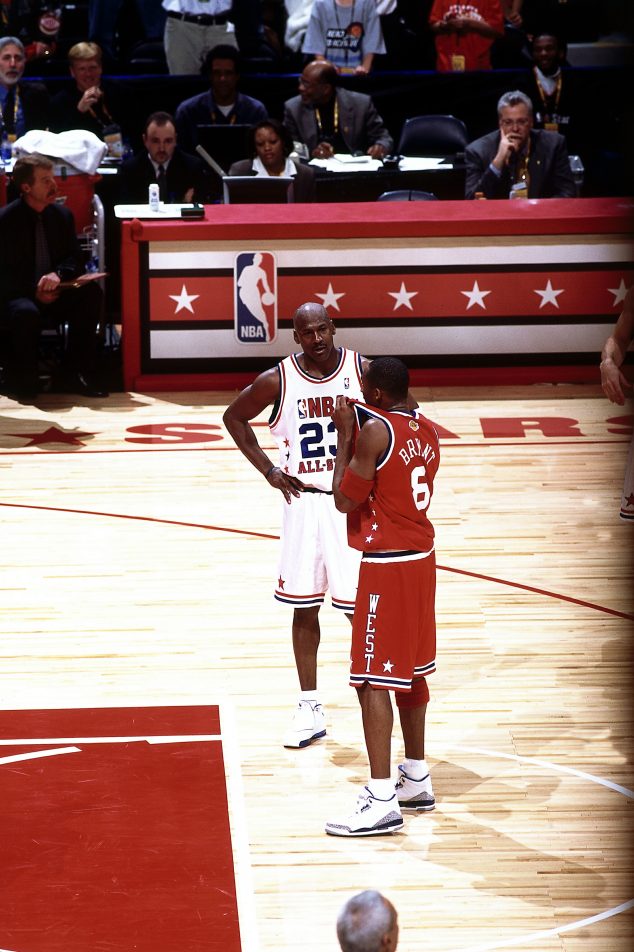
300;691;319;706
368;777;395;801
402;758;428;781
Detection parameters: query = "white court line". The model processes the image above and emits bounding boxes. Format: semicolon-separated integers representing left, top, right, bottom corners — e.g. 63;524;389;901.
0;747;80;766
0;726;256;951
440;744;634;951
0;735;221;746
219;701;260;952
448;744;634;799
447;900;634;952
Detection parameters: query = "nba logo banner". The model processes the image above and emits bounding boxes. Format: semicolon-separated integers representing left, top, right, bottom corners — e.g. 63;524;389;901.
234;252;277;344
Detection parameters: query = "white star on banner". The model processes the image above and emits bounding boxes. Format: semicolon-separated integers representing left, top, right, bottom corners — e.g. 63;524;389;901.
169;284;200;313
383;660;394;673
461;281;491;310
316;283;345;311
388;282;418;311
534;279;564;309
608;279;629;307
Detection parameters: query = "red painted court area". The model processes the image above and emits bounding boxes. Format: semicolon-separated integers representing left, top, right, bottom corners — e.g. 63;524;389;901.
0;707;241;952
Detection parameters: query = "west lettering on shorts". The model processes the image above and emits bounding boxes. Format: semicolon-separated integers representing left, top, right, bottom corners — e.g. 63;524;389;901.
364;592;380;673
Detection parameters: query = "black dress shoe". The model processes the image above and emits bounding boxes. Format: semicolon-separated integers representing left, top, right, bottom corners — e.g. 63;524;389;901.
3;374;40;400
71;372;109;398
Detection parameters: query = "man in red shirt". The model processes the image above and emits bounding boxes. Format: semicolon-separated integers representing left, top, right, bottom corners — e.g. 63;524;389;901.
429;0;504;71
326;356;440;836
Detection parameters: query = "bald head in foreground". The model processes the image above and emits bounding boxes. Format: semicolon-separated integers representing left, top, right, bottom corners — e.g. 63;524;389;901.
337;891;399;952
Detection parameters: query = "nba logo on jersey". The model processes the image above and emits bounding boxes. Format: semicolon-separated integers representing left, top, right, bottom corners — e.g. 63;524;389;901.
297;398;308;419
234;252;277;344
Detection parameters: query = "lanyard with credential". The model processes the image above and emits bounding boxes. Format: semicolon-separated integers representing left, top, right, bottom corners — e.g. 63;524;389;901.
533;68;562;125
315;97;339;142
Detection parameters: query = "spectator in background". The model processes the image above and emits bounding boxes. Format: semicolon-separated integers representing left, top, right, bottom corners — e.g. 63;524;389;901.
117;111;211;204
51;42;124;155
88;0;166;70
174;44;267;155
162;0;237;75
284;0;313;59
0;1;61;65
491;0;528;66
0;36;49;142
524;33;574;140
464;89;576;198
429;0;504;71
284;59;393;159
337;891;400;952
228;118;316;202
302;0;386;75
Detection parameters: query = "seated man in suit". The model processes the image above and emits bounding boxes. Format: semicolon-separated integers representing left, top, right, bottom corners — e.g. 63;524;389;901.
117;111;211;205
228;118;315;202
0;154;107;400
174;44;267;155
0;36;49;142
464;89;576;199
283;59;393;160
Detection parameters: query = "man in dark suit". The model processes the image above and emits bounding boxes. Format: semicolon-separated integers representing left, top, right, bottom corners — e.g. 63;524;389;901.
117;111;211;205
464;89;576;200
0;36;49;141
0;154;107;400
283;60;393;161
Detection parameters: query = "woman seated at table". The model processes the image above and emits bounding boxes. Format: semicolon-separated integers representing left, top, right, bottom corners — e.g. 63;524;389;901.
229;119;316;203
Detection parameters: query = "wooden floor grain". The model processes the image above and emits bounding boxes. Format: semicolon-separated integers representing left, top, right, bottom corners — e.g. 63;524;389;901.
0;383;632;951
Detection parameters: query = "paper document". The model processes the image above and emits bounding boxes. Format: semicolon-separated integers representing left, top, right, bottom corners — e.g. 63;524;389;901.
398;157;453;171
114;203;196;219
309;154;383;173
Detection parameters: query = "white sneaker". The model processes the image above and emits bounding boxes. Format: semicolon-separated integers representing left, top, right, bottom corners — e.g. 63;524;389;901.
395;764;435;812
325;787;404;837
283;700;326;748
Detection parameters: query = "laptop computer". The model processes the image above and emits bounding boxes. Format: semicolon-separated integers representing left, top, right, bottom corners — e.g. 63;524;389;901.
196;124;253;173
222;175;295;204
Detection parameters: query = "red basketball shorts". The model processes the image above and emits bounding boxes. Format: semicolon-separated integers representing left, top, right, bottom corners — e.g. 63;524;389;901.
349;549;436;692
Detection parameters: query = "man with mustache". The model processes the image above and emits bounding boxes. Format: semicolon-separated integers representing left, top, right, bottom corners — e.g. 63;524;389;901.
0;36;49;142
0;154;107;400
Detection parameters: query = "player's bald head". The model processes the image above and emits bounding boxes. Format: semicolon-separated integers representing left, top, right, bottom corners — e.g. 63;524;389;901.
292;302;331;331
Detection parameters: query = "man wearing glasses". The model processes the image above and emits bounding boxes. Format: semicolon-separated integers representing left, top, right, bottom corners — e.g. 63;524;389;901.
464;89;576;199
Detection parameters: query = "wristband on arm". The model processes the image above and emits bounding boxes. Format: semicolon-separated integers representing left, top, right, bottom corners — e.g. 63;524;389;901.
340;467;374;504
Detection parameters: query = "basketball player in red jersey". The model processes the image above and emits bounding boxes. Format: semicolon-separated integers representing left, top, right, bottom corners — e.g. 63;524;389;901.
326;356;440;836
223;302;368;748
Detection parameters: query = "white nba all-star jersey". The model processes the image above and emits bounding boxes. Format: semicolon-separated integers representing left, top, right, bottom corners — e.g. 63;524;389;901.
269;348;364;492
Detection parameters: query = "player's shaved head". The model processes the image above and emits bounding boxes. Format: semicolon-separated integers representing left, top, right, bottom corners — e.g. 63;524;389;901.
292;301;330;330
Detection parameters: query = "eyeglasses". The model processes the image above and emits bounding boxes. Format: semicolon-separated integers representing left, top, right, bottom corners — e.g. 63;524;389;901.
500;118;530;129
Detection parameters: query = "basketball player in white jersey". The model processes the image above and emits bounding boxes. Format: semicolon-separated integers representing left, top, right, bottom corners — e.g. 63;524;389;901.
600;284;634;521
223;302;368;747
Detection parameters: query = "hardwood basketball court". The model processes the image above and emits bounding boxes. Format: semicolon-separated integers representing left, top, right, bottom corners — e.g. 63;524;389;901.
0;382;632;951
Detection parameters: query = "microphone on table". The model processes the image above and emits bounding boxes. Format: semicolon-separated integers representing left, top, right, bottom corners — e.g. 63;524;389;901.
195;144;228;179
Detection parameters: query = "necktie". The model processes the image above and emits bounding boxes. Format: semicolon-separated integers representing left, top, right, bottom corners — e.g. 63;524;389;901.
2;84;16;135
34;214;51;282
157;164;167;201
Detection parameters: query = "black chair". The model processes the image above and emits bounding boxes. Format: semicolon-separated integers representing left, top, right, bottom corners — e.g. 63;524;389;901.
397;115;469;157
377;190;439;202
